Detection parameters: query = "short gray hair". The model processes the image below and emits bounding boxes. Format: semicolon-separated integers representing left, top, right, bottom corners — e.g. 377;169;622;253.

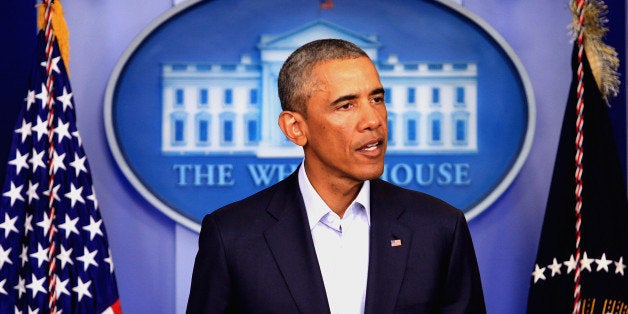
277;39;369;114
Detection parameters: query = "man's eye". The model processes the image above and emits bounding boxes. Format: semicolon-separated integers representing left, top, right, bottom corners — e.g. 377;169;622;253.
338;103;353;110
372;96;385;103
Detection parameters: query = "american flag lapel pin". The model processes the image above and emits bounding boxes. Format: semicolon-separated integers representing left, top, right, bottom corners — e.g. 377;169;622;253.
390;239;402;247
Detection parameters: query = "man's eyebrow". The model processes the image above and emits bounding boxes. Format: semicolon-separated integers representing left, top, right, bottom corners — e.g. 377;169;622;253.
370;88;385;96
329;88;385;107
330;94;358;107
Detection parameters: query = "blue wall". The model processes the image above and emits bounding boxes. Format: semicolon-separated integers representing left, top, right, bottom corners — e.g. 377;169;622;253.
1;1;625;313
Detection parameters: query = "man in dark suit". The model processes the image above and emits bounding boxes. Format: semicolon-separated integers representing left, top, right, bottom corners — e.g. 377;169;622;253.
187;39;485;313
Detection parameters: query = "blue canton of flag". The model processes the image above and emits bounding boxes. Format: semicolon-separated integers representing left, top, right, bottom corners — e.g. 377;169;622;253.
0;22;121;314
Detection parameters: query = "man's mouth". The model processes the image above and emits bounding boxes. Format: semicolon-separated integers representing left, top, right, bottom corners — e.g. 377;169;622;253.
362;142;379;151
358;140;384;152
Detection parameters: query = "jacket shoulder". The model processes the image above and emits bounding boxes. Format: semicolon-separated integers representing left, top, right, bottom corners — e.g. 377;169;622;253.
200;174;298;231
371;178;464;225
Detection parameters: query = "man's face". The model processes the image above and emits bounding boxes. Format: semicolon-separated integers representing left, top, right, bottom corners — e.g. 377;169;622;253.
301;56;388;184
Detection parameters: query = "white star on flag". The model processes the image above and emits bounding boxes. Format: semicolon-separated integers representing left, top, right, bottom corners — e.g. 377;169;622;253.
30;244;49;268
53;118;71;143
87;192;98;209
54;275;71;299
72;277;92;302
31;116;48;141
40;56;61;74
56;86;73;112
25;181;40;204
615;257;626;276
15;119;32;143
28;148;45;173
42;183;61;203
0;213;19;238
3;182;24;207
83;216;103;241
595;253;613;272
72;130;82;147
35;212;53;237
566;256;577;273
23;214;33;237
76;247;99;272
104;249;115;274
69;153;87;177
0;279;7;296
56;245;74;269
580;252;594;272
8;150;30;175
34;83;54;109
64;183;85;208
14;276;26;298
532;264;546;283
24;90;35;111
0;245;13;269
19;245;28;267
50;150;67;174
25;274;46;298
58;214;80;239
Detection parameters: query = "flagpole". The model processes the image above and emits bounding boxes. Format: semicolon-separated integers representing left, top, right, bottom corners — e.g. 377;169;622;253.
42;0;59;312
572;0;586;313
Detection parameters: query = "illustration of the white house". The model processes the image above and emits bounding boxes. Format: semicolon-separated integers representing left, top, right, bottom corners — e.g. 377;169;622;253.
161;20;477;157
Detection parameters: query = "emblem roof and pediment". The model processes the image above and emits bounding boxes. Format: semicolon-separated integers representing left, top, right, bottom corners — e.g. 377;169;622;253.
258;19;381;62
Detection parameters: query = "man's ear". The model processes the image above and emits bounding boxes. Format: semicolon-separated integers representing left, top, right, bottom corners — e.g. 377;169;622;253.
278;111;307;147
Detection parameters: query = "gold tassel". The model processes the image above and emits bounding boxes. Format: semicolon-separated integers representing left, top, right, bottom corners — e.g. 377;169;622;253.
570;0;621;103
37;0;71;76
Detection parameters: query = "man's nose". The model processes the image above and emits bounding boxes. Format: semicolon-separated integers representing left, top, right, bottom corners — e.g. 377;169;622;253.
359;102;385;131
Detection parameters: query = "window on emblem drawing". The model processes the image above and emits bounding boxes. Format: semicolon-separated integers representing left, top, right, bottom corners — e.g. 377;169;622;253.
199;89;209;107
456;87;465;105
175;89;184;107
249;89;258;105
195;112;211;146
224;89;233;106
220;112;236;145
407;87;416;105
428;112;443;145
452;111;469;146
431;88;440;105
404;112;420;146
245;117;259;145
170;111;188;146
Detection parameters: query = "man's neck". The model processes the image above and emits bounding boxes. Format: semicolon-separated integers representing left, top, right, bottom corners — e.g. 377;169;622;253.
303;163;364;218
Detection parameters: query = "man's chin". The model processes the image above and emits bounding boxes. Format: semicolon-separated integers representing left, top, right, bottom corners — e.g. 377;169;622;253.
359;165;385;181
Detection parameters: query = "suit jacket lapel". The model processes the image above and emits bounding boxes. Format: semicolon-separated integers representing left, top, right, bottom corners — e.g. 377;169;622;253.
263;172;330;314
365;179;413;314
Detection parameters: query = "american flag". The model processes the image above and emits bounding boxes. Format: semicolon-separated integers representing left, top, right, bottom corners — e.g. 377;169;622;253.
390;239;402;247
0;2;121;313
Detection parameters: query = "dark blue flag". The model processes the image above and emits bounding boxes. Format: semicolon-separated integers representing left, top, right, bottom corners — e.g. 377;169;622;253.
0;4;121;313
526;3;627;312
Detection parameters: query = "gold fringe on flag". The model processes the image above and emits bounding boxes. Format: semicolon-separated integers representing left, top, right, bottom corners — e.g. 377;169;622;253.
36;0;70;75
570;0;620;103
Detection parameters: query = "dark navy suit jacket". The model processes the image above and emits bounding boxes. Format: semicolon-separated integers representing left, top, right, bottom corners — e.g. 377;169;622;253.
187;171;485;313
